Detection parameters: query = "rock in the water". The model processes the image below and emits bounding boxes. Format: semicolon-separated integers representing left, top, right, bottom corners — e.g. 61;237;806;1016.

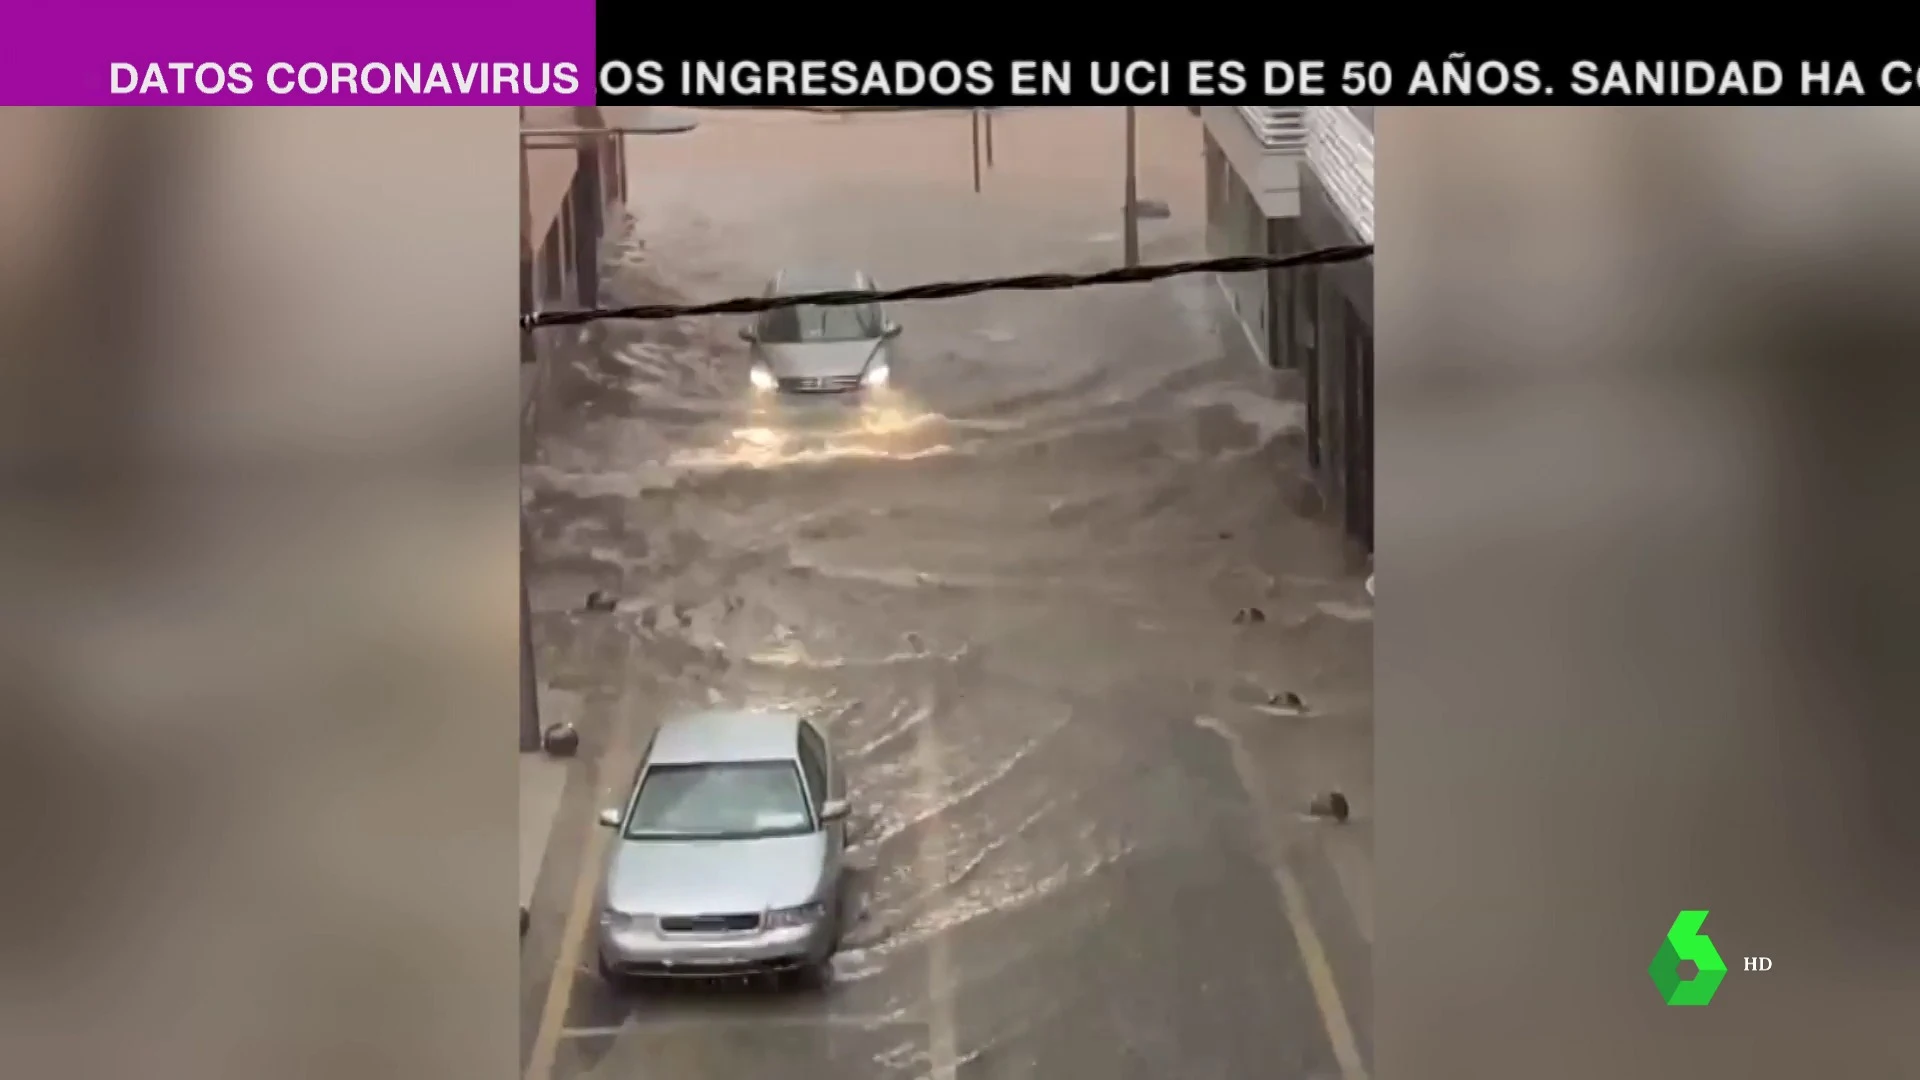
583;589;617;613
1307;791;1350;823
542;722;580;757
1267;691;1305;710
1233;607;1267;625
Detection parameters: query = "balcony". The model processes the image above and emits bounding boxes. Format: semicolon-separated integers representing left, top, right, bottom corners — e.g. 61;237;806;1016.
1204;105;1375;236
1237;106;1308;152
1304;107;1374;242
1202;106;1303;217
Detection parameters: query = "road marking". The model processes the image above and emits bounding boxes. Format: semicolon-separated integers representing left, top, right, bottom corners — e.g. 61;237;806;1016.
913;721;960;1080
524;807;612;1080
1195;714;1368;1080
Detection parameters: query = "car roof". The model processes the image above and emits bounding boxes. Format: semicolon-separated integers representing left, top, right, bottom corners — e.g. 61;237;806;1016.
647;709;803;766
770;266;870;294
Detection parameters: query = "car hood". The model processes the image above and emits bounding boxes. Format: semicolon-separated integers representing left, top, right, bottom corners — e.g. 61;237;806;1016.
604;832;830;915
757;339;884;379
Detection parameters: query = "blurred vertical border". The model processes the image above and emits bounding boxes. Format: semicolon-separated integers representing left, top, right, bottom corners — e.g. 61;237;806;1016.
1378;107;1920;1077
0;108;519;1078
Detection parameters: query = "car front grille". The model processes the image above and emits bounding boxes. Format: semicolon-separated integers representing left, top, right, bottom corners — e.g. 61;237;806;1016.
658;913;762;934
777;375;863;393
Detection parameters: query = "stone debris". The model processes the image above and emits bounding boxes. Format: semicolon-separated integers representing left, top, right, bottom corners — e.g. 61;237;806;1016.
1307;791;1350;823
542;722;580;757
1133;198;1172;220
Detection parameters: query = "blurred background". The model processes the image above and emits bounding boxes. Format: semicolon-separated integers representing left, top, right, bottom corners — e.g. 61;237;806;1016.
0;108;518;1079
0;105;1915;1080
1381;107;1920;1077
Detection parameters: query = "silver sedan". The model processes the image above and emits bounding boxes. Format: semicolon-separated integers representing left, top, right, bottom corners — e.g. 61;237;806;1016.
594;708;851;989
741;267;901;394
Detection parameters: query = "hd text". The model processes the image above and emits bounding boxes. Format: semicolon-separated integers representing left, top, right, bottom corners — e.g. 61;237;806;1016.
594;55;1920;105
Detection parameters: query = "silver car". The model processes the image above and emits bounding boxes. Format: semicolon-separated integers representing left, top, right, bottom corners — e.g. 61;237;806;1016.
741;267;901;394
595;709;850;988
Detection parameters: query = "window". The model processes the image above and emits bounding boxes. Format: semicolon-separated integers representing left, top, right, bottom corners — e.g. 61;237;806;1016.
1320;298;1348;493
1349;320;1374;550
1267;219;1297;371
796;723;829;812
558;196;576;302
1299;266;1322;467
623;761;813;840
1295;266;1319;351
539;220;565;304
756;303;881;344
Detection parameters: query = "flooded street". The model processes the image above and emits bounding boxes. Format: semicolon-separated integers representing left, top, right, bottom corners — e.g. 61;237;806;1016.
522;108;1372;1080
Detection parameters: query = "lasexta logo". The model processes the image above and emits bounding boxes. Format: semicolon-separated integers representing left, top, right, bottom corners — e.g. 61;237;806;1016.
1649;909;1727;1005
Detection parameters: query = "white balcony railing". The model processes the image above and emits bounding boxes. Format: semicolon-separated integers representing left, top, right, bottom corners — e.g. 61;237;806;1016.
1237;106;1308;153
1304;106;1374;242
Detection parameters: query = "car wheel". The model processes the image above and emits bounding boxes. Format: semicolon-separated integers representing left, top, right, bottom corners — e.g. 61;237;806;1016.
596;953;628;991
785;958;832;992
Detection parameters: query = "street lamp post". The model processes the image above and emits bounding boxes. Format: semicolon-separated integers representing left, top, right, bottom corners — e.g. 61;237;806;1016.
1123;107;1140;267
971;109;983;193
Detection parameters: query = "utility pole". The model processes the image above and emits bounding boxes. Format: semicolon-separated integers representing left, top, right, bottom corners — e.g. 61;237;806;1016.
520;516;542;751
1123;106;1140;267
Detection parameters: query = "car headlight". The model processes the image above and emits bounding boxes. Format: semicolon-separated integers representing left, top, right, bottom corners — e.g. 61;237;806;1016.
749;365;777;390
862;362;890;387
763;902;826;929
599;910;655;932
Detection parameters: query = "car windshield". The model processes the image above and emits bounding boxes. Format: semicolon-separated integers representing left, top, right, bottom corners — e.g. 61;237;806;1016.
623;761;814;840
756;302;881;344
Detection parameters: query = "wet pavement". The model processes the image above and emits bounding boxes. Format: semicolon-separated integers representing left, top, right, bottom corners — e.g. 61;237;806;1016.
521;108;1373;1080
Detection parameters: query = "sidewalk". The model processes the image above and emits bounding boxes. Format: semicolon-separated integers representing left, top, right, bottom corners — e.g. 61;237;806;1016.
520;684;577;919
520;754;567;917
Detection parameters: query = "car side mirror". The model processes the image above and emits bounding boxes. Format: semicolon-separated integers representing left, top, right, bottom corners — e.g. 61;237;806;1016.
597;808;623;829
881;322;902;339
820;799;850;823
738;326;756;342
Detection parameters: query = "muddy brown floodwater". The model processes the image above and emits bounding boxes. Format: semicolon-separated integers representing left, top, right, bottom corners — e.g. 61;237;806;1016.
523;108;1373;1080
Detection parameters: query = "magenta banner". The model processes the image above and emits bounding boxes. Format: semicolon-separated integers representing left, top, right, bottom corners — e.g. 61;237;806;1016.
5;0;596;104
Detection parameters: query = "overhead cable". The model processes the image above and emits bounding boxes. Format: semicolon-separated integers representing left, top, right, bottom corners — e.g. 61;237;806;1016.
520;244;1374;331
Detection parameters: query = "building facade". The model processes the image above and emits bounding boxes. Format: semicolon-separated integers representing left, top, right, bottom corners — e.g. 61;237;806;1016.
520;106;627;440
521;106;625;346
519;105;624;752
1201;106;1374;551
